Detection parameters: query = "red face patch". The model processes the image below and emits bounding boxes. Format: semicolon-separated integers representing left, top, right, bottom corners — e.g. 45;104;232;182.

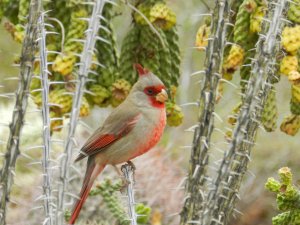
143;85;166;108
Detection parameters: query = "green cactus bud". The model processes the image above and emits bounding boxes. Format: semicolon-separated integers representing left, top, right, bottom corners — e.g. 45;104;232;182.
136;203;151;224
279;167;293;186
265;177;281;193
164;27;181;86
288;0;300;24
280;114;300;136
266;168;300;225
120;26;141;84
52;52;77;76
49;89;73;115
110;79;131;107
277;193;297;211
88;85;111;107
149;2;176;30
250;6;266;34
272;211;291;225
261;88;278;132
223;45;245;75
233;0;257;46
166;101;184;126
290;85;300;115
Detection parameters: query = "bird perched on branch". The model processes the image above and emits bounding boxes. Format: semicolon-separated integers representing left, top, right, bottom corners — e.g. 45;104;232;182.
69;64;168;224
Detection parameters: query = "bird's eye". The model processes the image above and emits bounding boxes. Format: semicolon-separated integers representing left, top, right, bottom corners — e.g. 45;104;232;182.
147;89;154;95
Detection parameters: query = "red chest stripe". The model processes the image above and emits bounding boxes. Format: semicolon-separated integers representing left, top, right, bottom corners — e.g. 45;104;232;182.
131;109;166;159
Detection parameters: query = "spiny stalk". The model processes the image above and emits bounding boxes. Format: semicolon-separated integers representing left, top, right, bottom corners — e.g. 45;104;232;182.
38;9;54;225
121;163;137;225
180;0;230;224
56;1;107;224
205;1;290;224
0;0;41;224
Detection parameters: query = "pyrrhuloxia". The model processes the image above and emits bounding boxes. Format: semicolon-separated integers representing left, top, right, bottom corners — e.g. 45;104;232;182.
69;64;168;224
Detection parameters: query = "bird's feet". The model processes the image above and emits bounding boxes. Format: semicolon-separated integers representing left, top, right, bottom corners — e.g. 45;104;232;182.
127;160;136;171
119;161;136;193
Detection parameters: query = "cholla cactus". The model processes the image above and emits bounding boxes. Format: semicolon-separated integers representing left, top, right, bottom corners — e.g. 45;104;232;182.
265;167;300;225
0;0;41;224
89;180;129;225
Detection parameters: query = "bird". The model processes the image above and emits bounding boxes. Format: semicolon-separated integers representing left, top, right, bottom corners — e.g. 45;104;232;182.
69;64;168;224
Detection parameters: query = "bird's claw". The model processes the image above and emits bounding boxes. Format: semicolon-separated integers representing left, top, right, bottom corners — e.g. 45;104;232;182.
127;160;136;171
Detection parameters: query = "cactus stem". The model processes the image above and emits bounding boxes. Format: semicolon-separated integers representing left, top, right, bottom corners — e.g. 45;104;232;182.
180;0;231;224
0;0;41;224
55;1;106;224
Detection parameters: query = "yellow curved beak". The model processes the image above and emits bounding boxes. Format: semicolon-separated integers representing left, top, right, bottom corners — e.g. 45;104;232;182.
156;89;168;103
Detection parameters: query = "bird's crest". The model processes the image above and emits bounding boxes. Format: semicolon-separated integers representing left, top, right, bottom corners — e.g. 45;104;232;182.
134;63;149;76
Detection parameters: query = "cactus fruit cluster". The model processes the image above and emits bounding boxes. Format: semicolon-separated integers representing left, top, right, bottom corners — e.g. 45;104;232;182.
265;167;300;225
2;0;183;133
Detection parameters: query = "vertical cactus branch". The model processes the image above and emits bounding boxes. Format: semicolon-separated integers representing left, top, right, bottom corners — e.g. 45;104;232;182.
0;0;40;224
38;10;54;225
56;1;106;224
205;1;289;224
180;0;230;224
121;164;137;225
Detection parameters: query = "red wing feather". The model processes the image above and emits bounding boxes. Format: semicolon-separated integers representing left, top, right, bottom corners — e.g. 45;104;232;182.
75;114;140;162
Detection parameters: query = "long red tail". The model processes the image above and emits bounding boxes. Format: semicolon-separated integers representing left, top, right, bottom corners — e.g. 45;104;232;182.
69;158;105;224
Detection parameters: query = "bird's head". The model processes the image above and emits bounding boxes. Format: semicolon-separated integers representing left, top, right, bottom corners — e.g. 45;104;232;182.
129;64;168;108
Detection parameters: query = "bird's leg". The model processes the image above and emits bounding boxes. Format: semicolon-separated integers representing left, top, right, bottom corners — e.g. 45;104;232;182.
113;165;130;192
